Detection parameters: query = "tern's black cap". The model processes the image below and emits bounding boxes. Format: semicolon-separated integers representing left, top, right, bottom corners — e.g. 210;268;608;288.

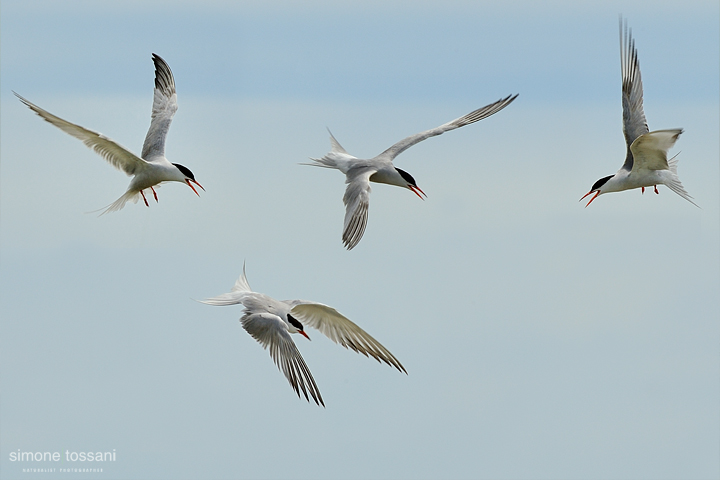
395;167;417;187
591;175;613;191
173;163;196;181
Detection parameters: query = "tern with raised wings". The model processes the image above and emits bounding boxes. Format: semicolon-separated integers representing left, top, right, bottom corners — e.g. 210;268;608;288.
15;53;203;214
581;20;697;208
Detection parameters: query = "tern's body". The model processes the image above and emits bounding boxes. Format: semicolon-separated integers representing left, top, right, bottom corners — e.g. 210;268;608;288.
581;20;696;207
201;266;406;406
15;53;203;214
308;94;518;249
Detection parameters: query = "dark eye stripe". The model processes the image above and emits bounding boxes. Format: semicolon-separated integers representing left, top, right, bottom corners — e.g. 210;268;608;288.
287;313;304;331
172;163;195;180
591;175;613;191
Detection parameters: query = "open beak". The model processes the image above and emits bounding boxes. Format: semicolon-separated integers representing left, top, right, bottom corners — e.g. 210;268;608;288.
298;330;311;341
185;179;205;197
409;185;426;200
580;190;600;208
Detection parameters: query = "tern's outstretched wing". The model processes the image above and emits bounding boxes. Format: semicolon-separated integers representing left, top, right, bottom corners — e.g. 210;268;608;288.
141;53;178;160
620;19;649;172
289;301;406;374
342;168;375;250
14;92;148;176
378;94;518;161
242;312;324;406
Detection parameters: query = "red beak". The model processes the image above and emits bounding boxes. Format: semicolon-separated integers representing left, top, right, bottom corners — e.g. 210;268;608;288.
298;330;311;341
186;179;205;197
409;185;426;200
580;190;600;208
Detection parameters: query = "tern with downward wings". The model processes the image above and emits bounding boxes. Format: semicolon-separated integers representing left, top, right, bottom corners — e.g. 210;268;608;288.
308;94;518;249
201;266;406;406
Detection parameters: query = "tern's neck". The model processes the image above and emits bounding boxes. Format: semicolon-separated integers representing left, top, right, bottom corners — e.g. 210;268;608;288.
369;167;406;187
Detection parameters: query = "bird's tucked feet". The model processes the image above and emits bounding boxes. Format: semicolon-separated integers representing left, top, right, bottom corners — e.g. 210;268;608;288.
151;186;158;202
642;187;645;194
140;190;149;207
654;185;659;194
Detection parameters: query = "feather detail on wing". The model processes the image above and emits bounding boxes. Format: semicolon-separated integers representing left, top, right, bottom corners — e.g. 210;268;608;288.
141;53;178;160
620;19;649;171
378;94;518;161
242;312;324;406
629;129;682;172
342;169;375;250
289;302;406;374
14;92;148;176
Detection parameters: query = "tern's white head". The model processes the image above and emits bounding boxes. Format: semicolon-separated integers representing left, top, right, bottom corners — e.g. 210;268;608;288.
172;163;205;197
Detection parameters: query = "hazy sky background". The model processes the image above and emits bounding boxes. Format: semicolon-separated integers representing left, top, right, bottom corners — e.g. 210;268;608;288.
1;1;718;479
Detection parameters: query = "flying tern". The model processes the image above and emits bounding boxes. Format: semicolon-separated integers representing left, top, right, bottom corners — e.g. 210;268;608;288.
307;94;518;249
581;20;697;208
200;266;406;406
15;53;203;214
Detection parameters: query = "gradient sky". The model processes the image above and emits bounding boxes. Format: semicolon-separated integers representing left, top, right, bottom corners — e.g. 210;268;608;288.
1;1;719;479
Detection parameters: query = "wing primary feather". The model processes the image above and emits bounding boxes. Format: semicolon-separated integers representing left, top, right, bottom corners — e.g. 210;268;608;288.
291;303;407;374
14;91;147;176
379;93;518;160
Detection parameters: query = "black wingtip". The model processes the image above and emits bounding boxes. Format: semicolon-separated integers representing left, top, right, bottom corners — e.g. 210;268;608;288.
150;53;175;94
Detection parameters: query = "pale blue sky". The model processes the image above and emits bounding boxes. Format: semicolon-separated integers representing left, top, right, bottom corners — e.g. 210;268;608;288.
1;1;719;479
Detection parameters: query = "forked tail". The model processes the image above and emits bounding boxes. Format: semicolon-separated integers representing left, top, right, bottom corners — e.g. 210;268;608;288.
88;190;140;216
665;153;699;208
199;263;253;306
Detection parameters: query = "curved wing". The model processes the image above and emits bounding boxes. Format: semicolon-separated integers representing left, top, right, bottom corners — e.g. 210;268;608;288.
629;129;681;172
141;53;178;160
242;312;324;406
14;92;148;176
342;168;375;250
289;302;406;374
620;19;649;171
378;94;518;161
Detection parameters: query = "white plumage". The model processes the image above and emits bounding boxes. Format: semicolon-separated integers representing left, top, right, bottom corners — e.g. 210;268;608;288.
200;265;406;406
580;20;697;207
15;53;203;214
307;94;518;249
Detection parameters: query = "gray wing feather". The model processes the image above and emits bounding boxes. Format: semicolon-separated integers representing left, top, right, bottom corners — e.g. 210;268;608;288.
242;312;324;407
14;91;147;176
620;19;649;171
141;53;178;160
342;168;375;250
290;302;406;374
378;94;518;161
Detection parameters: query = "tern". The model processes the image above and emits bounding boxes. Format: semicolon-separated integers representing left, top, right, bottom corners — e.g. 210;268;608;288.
200;266;406;406
307;94;518;249
15;53;203;214
581;20;697;208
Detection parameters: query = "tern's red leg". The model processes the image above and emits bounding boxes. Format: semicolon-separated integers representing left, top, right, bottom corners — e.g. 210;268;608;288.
140;190;149;207
642;187;645;194
151;186;158;202
654;185;659;194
